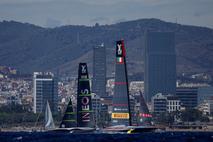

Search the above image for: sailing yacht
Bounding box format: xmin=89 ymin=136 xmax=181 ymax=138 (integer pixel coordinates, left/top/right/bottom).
xmin=59 ymin=98 xmax=76 ymax=128
xmin=53 ymin=63 xmax=95 ymax=133
xmin=45 ymin=101 xmax=55 ymax=130
xmin=103 ymin=40 xmax=157 ymax=133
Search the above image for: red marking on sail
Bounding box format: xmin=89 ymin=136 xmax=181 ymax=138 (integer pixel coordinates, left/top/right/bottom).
xmin=112 ymin=104 xmax=129 ymax=106
xmin=140 ymin=113 xmax=152 ymax=118
xmin=114 ymin=82 xmax=127 ymax=85
xmin=121 ymin=40 xmax=126 ymax=57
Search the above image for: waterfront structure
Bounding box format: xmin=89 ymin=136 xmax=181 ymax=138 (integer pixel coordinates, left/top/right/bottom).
xmin=176 ymin=87 xmax=198 ymax=109
xmin=92 ymin=44 xmax=107 ymax=98
xmin=198 ymin=101 xmax=213 ymax=115
xmin=111 ymin=40 xmax=131 ymax=126
xmin=92 ymin=93 xmax=101 ymax=127
xmin=166 ymin=95 xmax=181 ymax=113
xmin=77 ymin=63 xmax=93 ymax=127
xmin=33 ymin=72 xmax=58 ymax=114
xmin=197 ymin=86 xmax=213 ymax=115
xmin=151 ymin=93 xmax=167 ymax=114
xmin=99 ymin=103 xmax=109 ymax=127
xmin=7 ymin=96 xmax=21 ymax=105
xmin=144 ymin=32 xmax=176 ymax=102
xmin=151 ymin=93 xmax=181 ymax=114
xmin=198 ymin=86 xmax=213 ymax=105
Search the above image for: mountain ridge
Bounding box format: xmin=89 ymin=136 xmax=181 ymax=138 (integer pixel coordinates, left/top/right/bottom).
xmin=0 ymin=18 xmax=213 ymax=78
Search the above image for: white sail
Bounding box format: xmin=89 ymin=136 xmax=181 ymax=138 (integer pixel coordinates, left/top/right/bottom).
xmin=45 ymin=101 xmax=55 ymax=130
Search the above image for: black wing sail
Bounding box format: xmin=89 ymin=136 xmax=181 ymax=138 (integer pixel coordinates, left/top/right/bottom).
xmin=77 ymin=63 xmax=93 ymax=127
xmin=111 ymin=40 xmax=131 ymax=126
xmin=60 ymin=99 xmax=77 ymax=128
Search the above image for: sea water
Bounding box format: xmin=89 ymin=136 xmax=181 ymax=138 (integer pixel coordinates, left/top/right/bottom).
xmin=0 ymin=131 xmax=212 ymax=142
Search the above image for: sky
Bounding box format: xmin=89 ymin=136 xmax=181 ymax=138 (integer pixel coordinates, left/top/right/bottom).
xmin=0 ymin=0 xmax=213 ymax=28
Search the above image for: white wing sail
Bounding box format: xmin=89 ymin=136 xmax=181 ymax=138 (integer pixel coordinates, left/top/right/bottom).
xmin=45 ymin=101 xmax=55 ymax=130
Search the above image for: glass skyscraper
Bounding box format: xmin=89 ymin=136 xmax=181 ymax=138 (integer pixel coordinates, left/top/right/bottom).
xmin=33 ymin=72 xmax=58 ymax=114
xmin=144 ymin=32 xmax=176 ymax=102
xmin=92 ymin=44 xmax=107 ymax=98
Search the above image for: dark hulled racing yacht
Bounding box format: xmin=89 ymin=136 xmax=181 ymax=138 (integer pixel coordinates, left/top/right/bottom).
xmin=103 ymin=40 xmax=157 ymax=134
xmin=54 ymin=63 xmax=95 ymax=133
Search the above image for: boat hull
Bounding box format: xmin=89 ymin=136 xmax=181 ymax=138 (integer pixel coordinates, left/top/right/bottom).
xmin=102 ymin=126 xmax=158 ymax=134
xmin=50 ymin=127 xmax=96 ymax=133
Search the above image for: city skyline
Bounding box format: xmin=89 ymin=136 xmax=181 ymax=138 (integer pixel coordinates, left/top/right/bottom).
xmin=0 ymin=0 xmax=213 ymax=28
xmin=0 ymin=0 xmax=213 ymax=138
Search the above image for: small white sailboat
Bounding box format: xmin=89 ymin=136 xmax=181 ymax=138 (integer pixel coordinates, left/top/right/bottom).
xmin=45 ymin=101 xmax=55 ymax=130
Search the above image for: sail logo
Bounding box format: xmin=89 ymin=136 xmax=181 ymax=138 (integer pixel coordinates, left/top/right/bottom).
xmin=116 ymin=41 xmax=125 ymax=64
xmin=117 ymin=44 xmax=122 ymax=55
xmin=117 ymin=44 xmax=124 ymax=63
xmin=80 ymin=89 xmax=91 ymax=122
xmin=112 ymin=113 xmax=129 ymax=119
xmin=81 ymin=65 xmax=87 ymax=74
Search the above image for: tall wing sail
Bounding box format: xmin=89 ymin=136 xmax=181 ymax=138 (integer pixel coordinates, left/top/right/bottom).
xmin=77 ymin=63 xmax=93 ymax=127
xmin=60 ymin=99 xmax=77 ymax=128
xmin=111 ymin=40 xmax=131 ymax=126
xmin=45 ymin=101 xmax=55 ymax=129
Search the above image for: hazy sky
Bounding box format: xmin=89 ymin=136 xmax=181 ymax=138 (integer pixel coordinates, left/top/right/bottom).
xmin=0 ymin=0 xmax=213 ymax=28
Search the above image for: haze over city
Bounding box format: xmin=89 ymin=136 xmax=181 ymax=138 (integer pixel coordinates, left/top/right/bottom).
xmin=0 ymin=0 xmax=213 ymax=28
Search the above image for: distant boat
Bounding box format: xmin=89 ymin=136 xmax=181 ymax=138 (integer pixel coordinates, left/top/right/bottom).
xmin=45 ymin=101 xmax=55 ymax=130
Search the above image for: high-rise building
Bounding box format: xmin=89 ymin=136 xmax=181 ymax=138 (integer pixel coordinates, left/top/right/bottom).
xmin=144 ymin=32 xmax=176 ymax=102
xmin=92 ymin=44 xmax=107 ymax=98
xmin=33 ymin=72 xmax=58 ymax=114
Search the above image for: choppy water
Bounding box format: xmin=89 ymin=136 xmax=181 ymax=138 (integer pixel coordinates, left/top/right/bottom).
xmin=0 ymin=131 xmax=213 ymax=142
